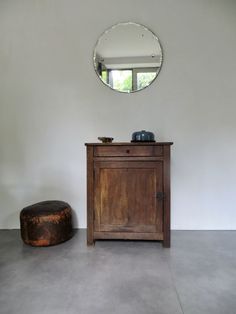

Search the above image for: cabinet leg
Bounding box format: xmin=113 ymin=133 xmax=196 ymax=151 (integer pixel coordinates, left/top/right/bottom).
xmin=87 ymin=239 xmax=95 ymax=246
xmin=163 ymin=232 xmax=171 ymax=248
xmin=87 ymin=229 xmax=94 ymax=246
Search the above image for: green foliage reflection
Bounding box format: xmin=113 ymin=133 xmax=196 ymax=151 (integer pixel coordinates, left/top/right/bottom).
xmin=111 ymin=70 xmax=132 ymax=92
xmin=137 ymin=72 xmax=156 ymax=89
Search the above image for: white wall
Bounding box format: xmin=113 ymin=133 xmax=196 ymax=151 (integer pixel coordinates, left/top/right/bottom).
xmin=0 ymin=0 xmax=236 ymax=229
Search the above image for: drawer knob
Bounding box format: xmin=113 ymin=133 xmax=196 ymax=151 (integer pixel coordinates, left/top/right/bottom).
xmin=126 ymin=149 xmax=130 ymax=154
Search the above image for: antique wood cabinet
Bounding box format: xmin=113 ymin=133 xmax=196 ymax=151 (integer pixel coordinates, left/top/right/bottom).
xmin=85 ymin=142 xmax=173 ymax=247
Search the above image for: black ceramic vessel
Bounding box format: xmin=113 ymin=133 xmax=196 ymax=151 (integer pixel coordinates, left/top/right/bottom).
xmin=131 ymin=130 xmax=155 ymax=142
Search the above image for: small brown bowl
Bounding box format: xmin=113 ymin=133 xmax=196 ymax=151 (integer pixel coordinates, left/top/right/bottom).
xmin=98 ymin=137 xmax=114 ymax=143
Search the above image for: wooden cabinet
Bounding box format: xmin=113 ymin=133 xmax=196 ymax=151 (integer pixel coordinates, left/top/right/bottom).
xmin=85 ymin=142 xmax=173 ymax=247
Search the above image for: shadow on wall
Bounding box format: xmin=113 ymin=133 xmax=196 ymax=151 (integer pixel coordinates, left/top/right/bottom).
xmin=0 ymin=167 xmax=79 ymax=229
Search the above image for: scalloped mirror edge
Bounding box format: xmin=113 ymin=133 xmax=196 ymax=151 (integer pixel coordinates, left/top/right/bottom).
xmin=93 ymin=22 xmax=163 ymax=93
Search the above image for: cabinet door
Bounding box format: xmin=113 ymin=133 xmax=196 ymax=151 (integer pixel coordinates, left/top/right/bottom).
xmin=94 ymin=161 xmax=163 ymax=233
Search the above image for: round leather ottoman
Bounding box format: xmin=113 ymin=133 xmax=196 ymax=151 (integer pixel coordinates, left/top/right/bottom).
xmin=20 ymin=200 xmax=73 ymax=246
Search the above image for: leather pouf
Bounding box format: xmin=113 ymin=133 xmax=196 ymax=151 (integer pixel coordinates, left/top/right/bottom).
xmin=20 ymin=200 xmax=73 ymax=246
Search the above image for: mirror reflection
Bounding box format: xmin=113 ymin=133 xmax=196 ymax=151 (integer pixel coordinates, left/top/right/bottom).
xmin=94 ymin=22 xmax=163 ymax=93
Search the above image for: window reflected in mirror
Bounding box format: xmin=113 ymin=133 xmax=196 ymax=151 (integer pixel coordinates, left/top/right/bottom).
xmin=94 ymin=22 xmax=163 ymax=93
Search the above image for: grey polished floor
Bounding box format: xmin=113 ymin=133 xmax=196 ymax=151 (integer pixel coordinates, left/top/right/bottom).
xmin=0 ymin=230 xmax=236 ymax=314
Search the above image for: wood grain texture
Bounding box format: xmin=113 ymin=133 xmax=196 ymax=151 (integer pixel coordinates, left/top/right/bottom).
xmin=85 ymin=142 xmax=173 ymax=247
xmin=94 ymin=165 xmax=162 ymax=233
xmin=85 ymin=142 xmax=173 ymax=146
xmin=94 ymin=232 xmax=164 ymax=240
xmin=163 ymin=145 xmax=171 ymax=248
xmin=94 ymin=145 xmax=163 ymax=157
xmin=86 ymin=146 xmax=94 ymax=245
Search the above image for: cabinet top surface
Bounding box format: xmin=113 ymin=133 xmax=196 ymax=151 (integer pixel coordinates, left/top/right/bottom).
xmin=85 ymin=142 xmax=173 ymax=146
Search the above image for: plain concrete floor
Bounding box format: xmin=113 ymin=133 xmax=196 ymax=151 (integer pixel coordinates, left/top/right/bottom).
xmin=0 ymin=230 xmax=236 ymax=314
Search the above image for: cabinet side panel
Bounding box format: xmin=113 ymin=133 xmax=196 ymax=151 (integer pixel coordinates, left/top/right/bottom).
xmin=87 ymin=146 xmax=94 ymax=245
xmin=163 ymin=145 xmax=171 ymax=248
xmin=155 ymin=162 xmax=164 ymax=233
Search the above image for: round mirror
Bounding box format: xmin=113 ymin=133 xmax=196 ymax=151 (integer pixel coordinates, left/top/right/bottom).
xmin=93 ymin=22 xmax=163 ymax=93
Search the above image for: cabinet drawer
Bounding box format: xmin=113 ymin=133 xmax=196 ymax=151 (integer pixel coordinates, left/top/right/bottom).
xmin=94 ymin=145 xmax=163 ymax=157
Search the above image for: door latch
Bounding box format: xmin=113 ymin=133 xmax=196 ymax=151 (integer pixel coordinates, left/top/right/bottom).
xmin=156 ymin=192 xmax=165 ymax=200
